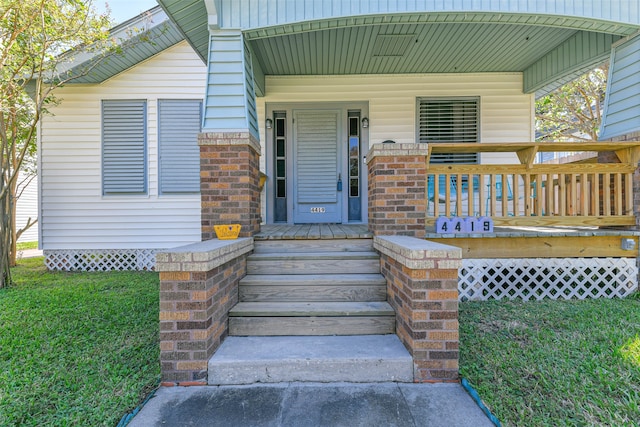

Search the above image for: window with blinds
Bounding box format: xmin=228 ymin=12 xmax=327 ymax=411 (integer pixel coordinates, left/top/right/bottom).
xmin=102 ymin=100 xmax=147 ymax=195
xmin=158 ymin=99 xmax=202 ymax=194
xmin=417 ymin=97 xmax=479 ymax=164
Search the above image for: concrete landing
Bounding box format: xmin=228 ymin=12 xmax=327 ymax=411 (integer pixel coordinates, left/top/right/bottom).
xmin=128 ymin=382 xmax=496 ymax=427
xmin=208 ymin=335 xmax=414 ymax=385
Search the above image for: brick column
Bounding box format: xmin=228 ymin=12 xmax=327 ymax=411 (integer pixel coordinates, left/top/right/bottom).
xmin=156 ymin=238 xmax=253 ymax=384
xmin=199 ymin=132 xmax=261 ymax=239
xmin=374 ymin=236 xmax=461 ymax=382
xmin=367 ymin=143 xmax=429 ymax=238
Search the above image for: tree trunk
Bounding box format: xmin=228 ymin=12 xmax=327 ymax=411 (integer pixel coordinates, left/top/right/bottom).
xmin=9 ymin=190 xmax=17 ymax=268
xmin=0 ymin=179 xmax=11 ymax=288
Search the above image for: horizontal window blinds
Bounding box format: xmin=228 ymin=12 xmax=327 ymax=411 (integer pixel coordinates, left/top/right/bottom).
xmin=418 ymin=98 xmax=479 ymax=164
xmin=159 ymin=100 xmax=202 ymax=193
xmin=102 ymin=100 xmax=147 ymax=194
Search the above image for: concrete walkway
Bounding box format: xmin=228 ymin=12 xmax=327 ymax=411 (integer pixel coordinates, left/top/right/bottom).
xmin=128 ymin=382 xmax=495 ymax=427
xmin=17 ymin=249 xmax=43 ymax=259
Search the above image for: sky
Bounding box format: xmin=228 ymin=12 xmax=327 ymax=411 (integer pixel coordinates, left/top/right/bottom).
xmin=94 ymin=0 xmax=160 ymax=25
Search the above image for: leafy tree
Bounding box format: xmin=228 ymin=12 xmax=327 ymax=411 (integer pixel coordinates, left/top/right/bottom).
xmin=536 ymin=64 xmax=609 ymax=142
xmin=0 ymin=0 xmax=112 ymax=287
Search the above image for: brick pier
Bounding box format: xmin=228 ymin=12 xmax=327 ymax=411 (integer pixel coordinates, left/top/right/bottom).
xmin=367 ymin=143 xmax=429 ymax=238
xmin=199 ymin=132 xmax=261 ymax=239
xmin=156 ymin=238 xmax=253 ymax=384
xmin=374 ymin=236 xmax=462 ymax=382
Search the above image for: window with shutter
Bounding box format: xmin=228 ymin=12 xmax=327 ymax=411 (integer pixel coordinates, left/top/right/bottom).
xmin=102 ymin=100 xmax=147 ymax=194
xmin=158 ymin=99 xmax=202 ymax=194
xmin=417 ymin=97 xmax=479 ymax=164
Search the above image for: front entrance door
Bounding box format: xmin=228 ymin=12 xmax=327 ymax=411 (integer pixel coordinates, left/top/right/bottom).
xmin=292 ymin=110 xmax=342 ymax=223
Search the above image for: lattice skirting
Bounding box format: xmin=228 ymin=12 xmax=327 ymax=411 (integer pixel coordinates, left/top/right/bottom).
xmin=459 ymin=258 xmax=638 ymax=301
xmin=45 ymin=249 xmax=159 ymax=272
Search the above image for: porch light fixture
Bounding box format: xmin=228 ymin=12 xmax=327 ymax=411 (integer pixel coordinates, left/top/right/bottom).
xmin=361 ymin=117 xmax=369 ymax=128
xmin=265 ymin=118 xmax=273 ymax=129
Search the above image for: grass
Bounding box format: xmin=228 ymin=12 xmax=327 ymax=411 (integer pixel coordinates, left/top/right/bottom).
xmin=460 ymin=297 xmax=640 ymax=426
xmin=0 ymin=257 xmax=160 ymax=426
xmin=16 ymin=241 xmax=38 ymax=251
xmin=2 ymin=257 xmax=639 ymax=426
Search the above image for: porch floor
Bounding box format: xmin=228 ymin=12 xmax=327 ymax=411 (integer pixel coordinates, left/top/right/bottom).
xmin=256 ymin=224 xmax=372 ymax=240
xmin=255 ymin=224 xmax=640 ymax=240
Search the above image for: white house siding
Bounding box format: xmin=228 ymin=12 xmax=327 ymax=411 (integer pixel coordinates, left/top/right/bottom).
xmin=257 ymin=72 xmax=534 ymax=167
xmin=40 ymin=42 xmax=206 ymax=252
xmin=16 ymin=173 xmax=38 ymax=243
xmin=255 ymin=73 xmax=533 ymax=223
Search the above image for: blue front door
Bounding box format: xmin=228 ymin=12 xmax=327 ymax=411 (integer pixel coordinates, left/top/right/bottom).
xmin=292 ymin=109 xmax=343 ymax=223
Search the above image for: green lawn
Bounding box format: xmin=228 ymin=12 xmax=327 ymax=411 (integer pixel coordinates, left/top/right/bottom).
xmin=460 ymin=297 xmax=640 ymax=426
xmin=2 ymin=258 xmax=639 ymax=426
xmin=0 ymin=257 xmax=159 ymax=426
xmin=16 ymin=241 xmax=38 ymax=251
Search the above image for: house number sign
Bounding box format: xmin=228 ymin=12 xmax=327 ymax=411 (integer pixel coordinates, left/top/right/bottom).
xmin=310 ymin=207 xmax=326 ymax=213
xmin=435 ymin=216 xmax=493 ymax=234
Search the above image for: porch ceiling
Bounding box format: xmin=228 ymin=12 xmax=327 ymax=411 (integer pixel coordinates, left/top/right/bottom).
xmin=249 ymin=22 xmax=578 ymax=76
xmin=156 ymin=0 xmax=636 ymax=96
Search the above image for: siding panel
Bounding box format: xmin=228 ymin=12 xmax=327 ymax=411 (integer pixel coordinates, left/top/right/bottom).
xmin=40 ymin=42 xmax=206 ymax=250
xmin=261 ymin=72 xmax=532 ymax=146
xmin=204 ymin=31 xmax=256 ymax=134
xmin=218 ymin=0 xmax=640 ymax=30
xmin=16 ymin=174 xmax=38 ymax=243
xmin=600 ymin=36 xmax=640 ymax=140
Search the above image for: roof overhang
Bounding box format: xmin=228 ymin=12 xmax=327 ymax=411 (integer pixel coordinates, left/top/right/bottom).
xmin=57 ymin=6 xmax=188 ymax=84
xmin=157 ymin=1 xmax=640 ymax=97
xmin=157 ymin=0 xmax=210 ymax=62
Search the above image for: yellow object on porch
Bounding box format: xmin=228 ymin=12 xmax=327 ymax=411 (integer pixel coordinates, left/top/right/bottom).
xmin=259 ymin=172 xmax=267 ymax=192
xmin=214 ymin=224 xmax=241 ymax=240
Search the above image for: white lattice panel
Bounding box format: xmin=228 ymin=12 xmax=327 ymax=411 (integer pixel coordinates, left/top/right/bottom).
xmin=45 ymin=249 xmax=159 ymax=272
xmin=459 ymin=258 xmax=638 ymax=301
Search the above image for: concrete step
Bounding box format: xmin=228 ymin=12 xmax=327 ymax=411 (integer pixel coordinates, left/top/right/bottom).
xmin=247 ymin=251 xmax=380 ymax=275
xmin=239 ymin=273 xmax=387 ymax=302
xmin=208 ymin=335 xmax=413 ymax=385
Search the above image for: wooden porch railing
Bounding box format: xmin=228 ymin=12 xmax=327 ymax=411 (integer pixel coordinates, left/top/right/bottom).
xmin=425 ymin=142 xmax=640 ymax=227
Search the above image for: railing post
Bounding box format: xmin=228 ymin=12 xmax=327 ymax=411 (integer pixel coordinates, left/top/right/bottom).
xmin=598 ymin=132 xmax=640 ymax=228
